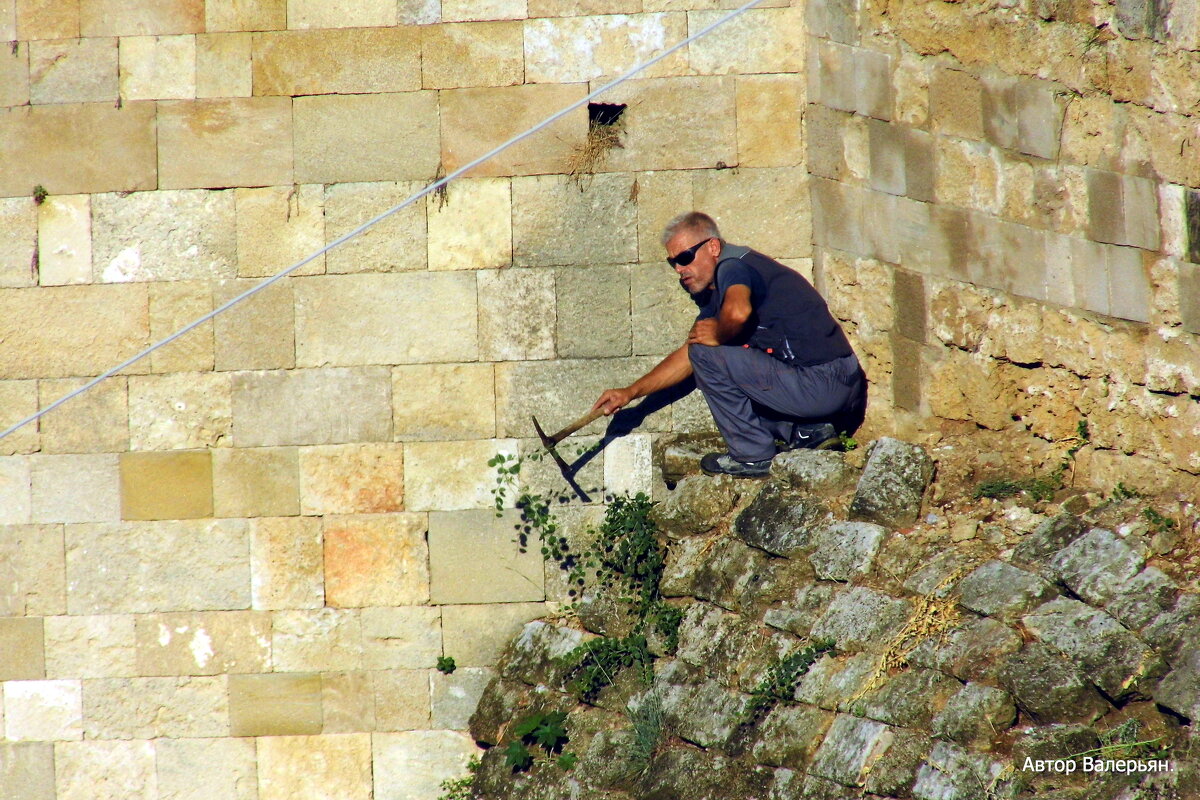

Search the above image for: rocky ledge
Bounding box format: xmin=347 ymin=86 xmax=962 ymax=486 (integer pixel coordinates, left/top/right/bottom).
xmin=464 ymin=437 xmax=1200 ymax=800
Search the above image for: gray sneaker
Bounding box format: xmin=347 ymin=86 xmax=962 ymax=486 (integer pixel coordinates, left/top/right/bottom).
xmin=700 ymin=452 xmax=772 ymax=478
xmin=786 ymin=422 xmax=838 ymax=451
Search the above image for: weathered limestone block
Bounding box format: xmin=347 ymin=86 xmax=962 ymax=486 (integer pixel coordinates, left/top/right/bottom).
xmin=911 ymin=742 xmax=1014 ymax=800
xmin=431 ymin=667 xmax=493 ymax=729
xmin=525 ymin=13 xmax=685 ymax=83
xmin=196 ymin=32 xmax=252 ymax=98
xmin=81 ymin=0 xmax=201 ymax=35
xmin=294 ymin=92 xmax=438 ymax=185
xmin=512 ymin=173 xmax=637 ymax=266
xmin=631 ymin=257 xmax=696 ymax=356
xmin=29 ymin=38 xmax=116 ymax=105
xmin=811 ymin=586 xmax=911 ymax=654
xmin=0 ymin=524 xmax=64 ymax=615
xmin=127 ymin=373 xmax=231 ymax=450
xmin=854 ymin=668 xmax=959 ymax=728
xmin=231 ymin=367 xmax=393 ymax=447
xmin=228 ymin=673 xmax=321 ymax=736
xmin=158 ymin=98 xmax=292 ymax=189
xmin=428 ymin=507 xmax=543 ymax=601
xmin=54 ymin=740 xmax=156 ymax=800
xmin=0 ymin=618 xmax=43 ymax=680
xmin=809 ymin=713 xmax=895 ymax=788
xmin=808 ymin=521 xmax=887 ymax=581
xmin=134 ymin=610 xmax=268 ymax=676
xmin=287 ymin=0 xmax=394 ymax=27
xmin=652 ymin=473 xmax=736 ymax=538
xmin=633 ymin=168 xmax=693 ymax=263
xmin=1106 ymin=566 xmax=1178 ymax=632
xmin=0 ymin=742 xmax=54 ymax=800
xmin=426 ymin=177 xmax=511 ymax=271
xmin=661 ymin=535 xmax=790 ymax=614
xmin=1049 ymin=528 xmax=1146 ymax=606
xmin=638 ymin=748 xmax=773 ymax=800
xmin=752 ymin=705 xmax=833 ymax=768
xmin=1042 ymin=308 xmax=1146 ymax=384
xmin=155 ymin=737 xmax=257 ymax=800
xmin=148 ymin=282 xmax=213 ymax=374
xmin=361 ymin=607 xmax=442 ymax=670
xmin=296 ymin=272 xmax=477 ymax=366
xmin=694 ymin=168 xmax=811 ymax=258
xmin=440 ymin=84 xmax=586 ymax=177
xmin=36 ymin=194 xmax=90 ymax=286
xmin=257 ymin=734 xmax=372 ymax=800
xmin=15 ymin=0 xmax=75 ymax=39
xmin=298 ymin=445 xmax=404 ymax=516
xmin=249 ymin=516 xmax=322 ymax=610
xmin=213 ymin=447 xmax=299 ymax=518
xmin=119 ymin=35 xmax=194 ymax=101
xmin=324 ymin=513 xmax=428 ymax=607
xmin=931 ymin=66 xmax=983 ymax=139
xmin=82 ymin=677 xmax=227 ymax=739
xmin=234 ymin=185 xmax=324 ymax=278
xmin=650 ymin=660 xmax=751 ymax=749
xmin=43 ymin=615 xmax=134 ymax=679
xmin=934 ymin=137 xmax=1000 ymax=213
xmin=393 ymin=364 xmax=496 ymax=441
xmin=499 ymin=620 xmax=588 ymax=687
xmin=205 ymin=0 xmax=284 ymax=31
xmin=764 ymin=583 xmax=836 ymax=637
xmin=0 ymin=380 xmax=39 ymax=456
xmin=603 ymin=433 xmax=654 ymax=498
xmin=441 ymin=602 xmax=548 ymax=667
xmin=957 ymin=560 xmax=1057 ymax=623
xmin=324 ymin=180 xmax=426 ymax=274
xmin=405 ymin=440 xmax=513 ymax=512
xmin=601 ymin=76 xmax=723 ymax=172
xmin=737 ymin=74 xmax=804 ymax=167
xmin=0 ymin=197 xmax=36 ymax=288
xmin=3 ymin=679 xmax=82 ymax=740
xmin=421 ymin=21 xmax=521 ymax=89
xmin=1087 ymin=168 xmax=1161 ymax=251
xmin=0 ymin=102 xmax=157 ymax=197
xmin=675 ymin=602 xmax=793 ymax=690
xmin=0 ymin=285 xmax=149 ymax=379
xmin=869 ymin=120 xmax=934 ymax=202
xmin=441 ymin=0 xmax=524 ymax=22
xmin=373 ymin=731 xmax=480 ymax=800
xmin=65 ymin=520 xmax=250 ymax=614
xmin=320 ymin=671 xmax=378 ymax=731
xmin=477 ymin=268 xmax=555 ymax=360
xmin=932 ymin=683 xmax=1017 ymax=748
xmin=214 ymin=280 xmax=294 ymax=372
xmin=30 ymin=454 xmax=119 ymax=524
xmin=119 ymin=450 xmax=213 ymax=521
xmin=689 ymin=7 xmax=803 ymax=75
xmin=253 ymin=28 xmax=418 ymax=96
xmin=556 ymin=265 xmax=632 ymax=359
xmin=735 ymin=482 xmax=831 ymax=557
xmin=848 ymin=437 xmax=934 ymax=529
xmin=93 ymin=189 xmax=236 ymax=283
xmin=272 ymin=608 xmax=363 ymax=672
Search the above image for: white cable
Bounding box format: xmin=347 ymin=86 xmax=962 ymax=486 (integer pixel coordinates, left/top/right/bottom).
xmin=0 ymin=0 xmax=765 ymax=442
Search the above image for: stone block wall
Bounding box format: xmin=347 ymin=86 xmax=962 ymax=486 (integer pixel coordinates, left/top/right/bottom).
xmin=806 ymin=0 xmax=1200 ymax=492
xmin=0 ymin=1 xmax=808 ymax=798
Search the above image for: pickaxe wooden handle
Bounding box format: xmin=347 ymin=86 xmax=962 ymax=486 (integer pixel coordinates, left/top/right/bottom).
xmin=533 ymin=407 xmax=605 ymax=449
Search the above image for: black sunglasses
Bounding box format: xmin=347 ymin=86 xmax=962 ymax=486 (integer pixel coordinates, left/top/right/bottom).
xmin=666 ymin=238 xmax=714 ymax=268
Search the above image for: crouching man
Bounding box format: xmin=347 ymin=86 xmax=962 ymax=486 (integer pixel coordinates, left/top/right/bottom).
xmin=592 ymin=211 xmax=867 ymax=478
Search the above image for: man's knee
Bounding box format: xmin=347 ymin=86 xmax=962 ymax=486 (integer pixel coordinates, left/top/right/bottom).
xmin=687 ymin=342 xmax=720 ymax=371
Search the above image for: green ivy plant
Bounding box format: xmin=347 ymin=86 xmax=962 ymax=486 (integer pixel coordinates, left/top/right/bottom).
xmin=503 ymin=710 xmax=573 ymax=772
xmin=743 ymin=639 xmax=835 ymax=723
xmin=436 ymin=656 xmax=456 ymax=674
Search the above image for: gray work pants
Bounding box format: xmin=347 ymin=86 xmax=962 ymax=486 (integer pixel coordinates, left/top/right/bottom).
xmin=688 ymin=344 xmax=865 ymax=462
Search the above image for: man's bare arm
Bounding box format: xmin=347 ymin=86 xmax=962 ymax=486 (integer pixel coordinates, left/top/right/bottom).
xmin=591 ymin=345 xmax=693 ymax=415
xmin=687 ymin=284 xmax=752 ymax=346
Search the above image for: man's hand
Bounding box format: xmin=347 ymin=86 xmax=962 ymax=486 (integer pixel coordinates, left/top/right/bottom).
xmin=592 ymin=387 xmax=634 ymax=416
xmin=687 ymin=318 xmax=720 ymax=346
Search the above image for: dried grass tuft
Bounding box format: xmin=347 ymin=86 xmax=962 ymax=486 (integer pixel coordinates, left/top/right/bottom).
xmin=567 ymin=121 xmax=624 ymax=186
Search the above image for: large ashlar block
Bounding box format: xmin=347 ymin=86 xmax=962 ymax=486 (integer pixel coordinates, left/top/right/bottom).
xmin=207 ymin=0 xmax=285 ymax=31
xmin=235 ymin=185 xmax=325 ymax=278
xmin=43 ymin=615 xmax=135 ymax=679
xmin=253 ymin=27 xmax=418 ymax=96
xmin=478 ymin=268 xmax=555 ymax=361
xmin=440 ymin=84 xmax=586 ymax=177
xmin=422 ymin=21 xmax=522 ymax=89
xmin=405 ymin=439 xmax=518 ymax=512
xmin=156 ymin=738 xmax=258 ymax=800
xmin=272 ymin=608 xmax=363 ymax=672
xmin=0 ymin=101 xmax=157 ymax=198
xmin=393 ymin=363 xmax=496 ymax=441
xmin=3 ymin=680 xmax=81 ymax=740
xmin=373 ymin=669 xmax=433 ymax=731
xmin=0 ymin=742 xmax=55 ymax=800
xmin=295 ymin=272 xmax=478 ymax=366
xmin=442 ymin=0 xmax=526 ymax=21
xmin=524 ymin=13 xmax=686 ymax=83
xmin=37 ymin=377 xmax=127 ymax=455
xmin=258 ymin=734 xmax=372 ymax=800
xmin=427 ymin=177 xmax=511 ymax=271
xmin=631 ymin=261 xmax=696 ymax=356
xmin=599 ymin=76 xmax=736 ymax=173
xmin=736 ymin=75 xmax=803 ymax=167
xmin=54 ymin=740 xmax=156 ymax=800
xmin=288 ymin=0 xmax=395 ymax=27
xmin=321 ymin=671 xmax=376 ymax=733
xmin=127 ymin=372 xmax=232 ymax=450
xmin=30 ymin=454 xmax=119 ymax=524
xmin=231 ymin=367 xmax=393 ymax=447
xmin=29 ymin=37 xmax=117 ymax=105
xmin=82 ymin=676 xmax=228 ymax=739
xmin=213 ymin=447 xmax=299 ymax=518
xmin=324 ymin=181 xmax=427 ymax=274
xmin=529 ymin=0 xmax=639 ymax=13
xmin=603 ymin=433 xmax=654 ymax=497
xmin=294 ymin=93 xmax=438 ymax=185
xmin=428 ymin=508 xmax=544 ymax=602
xmin=65 ymin=520 xmax=250 ymax=614
xmin=440 ymin=602 xmax=547 ymax=667
xmin=431 ymin=667 xmax=493 ymax=729
xmin=557 ymin=265 xmax=632 ymax=358
xmin=0 ymin=617 xmax=44 ymax=680
xmin=93 ymin=189 xmax=236 ymax=283
xmin=196 ymin=33 xmax=252 ymax=98
xmin=36 ymin=194 xmax=90 ymax=286
xmin=0 ymin=197 xmax=36 ymax=288
xmin=373 ymin=731 xmax=479 ymax=800
xmin=0 ymin=379 xmax=38 ymax=455
xmin=0 ymin=42 xmax=30 ymax=107
xmin=16 ymin=0 xmax=77 ymax=39
xmin=634 ymin=169 xmax=693 ymax=263
xmin=135 ymin=611 xmax=270 ymax=676
xmin=688 ymin=7 xmax=804 ymax=75
xmin=119 ymin=35 xmax=195 ymax=101
xmin=0 ymin=524 xmax=65 ymax=616
xmin=512 ymin=173 xmax=638 ymax=266
xmin=157 ymin=97 xmax=293 ymax=190
xmin=119 ymin=450 xmax=213 ymax=521
xmin=81 ymin=0 xmax=202 ymax=35
xmin=228 ymin=673 xmax=322 ymax=736
xmin=299 ymin=445 xmax=404 ymax=515
xmin=249 ymin=516 xmax=323 ymax=610
xmin=1086 ymin=168 xmax=1161 ymax=252
xmin=213 ymin=279 xmax=295 ymax=372
xmin=324 ymin=514 xmax=428 ymax=608
xmin=149 ymin=281 xmax=214 ymax=373
xmin=694 ymin=167 xmax=810 ymax=258
xmin=361 ymin=606 xmax=442 ymax=669
xmin=930 ymin=66 xmax=984 ymax=140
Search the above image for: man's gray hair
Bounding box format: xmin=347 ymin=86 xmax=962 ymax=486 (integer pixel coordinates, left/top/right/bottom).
xmin=660 ymin=211 xmax=721 ymax=247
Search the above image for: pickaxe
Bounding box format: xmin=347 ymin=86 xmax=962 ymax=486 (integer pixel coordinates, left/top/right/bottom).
xmin=531 ymin=407 xmax=605 ymax=475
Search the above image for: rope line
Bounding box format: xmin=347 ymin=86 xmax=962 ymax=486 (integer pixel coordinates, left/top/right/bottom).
xmin=0 ymin=0 xmax=765 ymax=443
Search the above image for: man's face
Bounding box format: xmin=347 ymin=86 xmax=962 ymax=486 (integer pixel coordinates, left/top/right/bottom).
xmin=665 ymin=230 xmax=720 ymax=295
